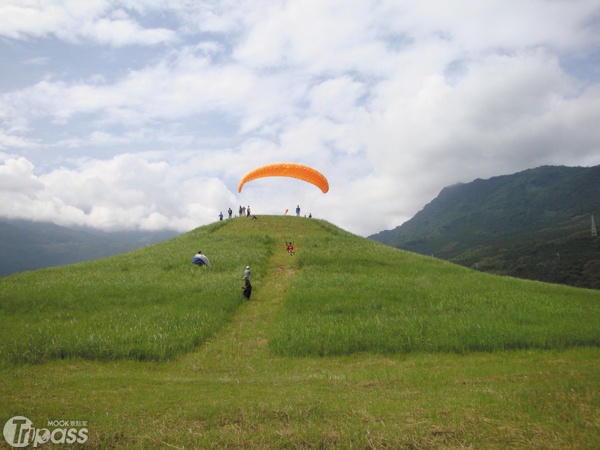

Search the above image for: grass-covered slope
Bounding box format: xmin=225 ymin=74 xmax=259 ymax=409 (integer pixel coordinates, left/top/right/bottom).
xmin=1 ymin=216 xmax=599 ymax=449
xmin=271 ymin=222 xmax=600 ymax=356
xmin=0 ymin=219 xmax=273 ymax=365
xmin=1 ymin=216 xmax=598 ymax=367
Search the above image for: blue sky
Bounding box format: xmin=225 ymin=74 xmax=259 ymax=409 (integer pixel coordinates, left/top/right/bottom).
xmin=1 ymin=0 xmax=599 ymax=236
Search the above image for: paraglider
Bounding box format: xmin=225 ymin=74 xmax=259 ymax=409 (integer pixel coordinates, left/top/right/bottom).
xmin=238 ymin=163 xmax=329 ymax=194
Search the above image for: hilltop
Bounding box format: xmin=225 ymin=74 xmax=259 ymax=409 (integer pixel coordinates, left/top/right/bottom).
xmin=370 ymin=165 xmax=600 ymax=289
xmin=1 ymin=216 xmax=599 ymax=448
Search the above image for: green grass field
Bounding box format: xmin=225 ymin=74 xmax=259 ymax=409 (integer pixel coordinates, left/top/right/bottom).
xmin=1 ymin=216 xmax=599 ymax=448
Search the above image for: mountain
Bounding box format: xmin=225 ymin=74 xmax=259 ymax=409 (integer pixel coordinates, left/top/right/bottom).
xmin=0 ymin=219 xmax=180 ymax=276
xmin=369 ymin=165 xmax=600 ymax=289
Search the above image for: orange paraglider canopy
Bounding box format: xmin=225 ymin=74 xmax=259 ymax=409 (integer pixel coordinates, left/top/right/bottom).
xmin=238 ymin=162 xmax=329 ymax=193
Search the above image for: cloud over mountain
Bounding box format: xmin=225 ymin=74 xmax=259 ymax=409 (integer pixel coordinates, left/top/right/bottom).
xmin=1 ymin=0 xmax=599 ymax=235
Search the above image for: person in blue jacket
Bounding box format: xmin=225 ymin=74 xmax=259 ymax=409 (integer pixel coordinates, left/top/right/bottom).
xmin=192 ymin=251 xmax=211 ymax=266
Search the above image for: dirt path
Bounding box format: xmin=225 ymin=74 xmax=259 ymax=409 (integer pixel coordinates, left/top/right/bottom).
xmin=184 ymin=242 xmax=298 ymax=371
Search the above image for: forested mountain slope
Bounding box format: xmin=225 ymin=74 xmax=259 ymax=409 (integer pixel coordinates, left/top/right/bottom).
xmin=370 ymin=165 xmax=600 ymax=289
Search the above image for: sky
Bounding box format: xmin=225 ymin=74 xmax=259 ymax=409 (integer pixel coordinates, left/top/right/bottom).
xmin=1 ymin=0 xmax=599 ymax=237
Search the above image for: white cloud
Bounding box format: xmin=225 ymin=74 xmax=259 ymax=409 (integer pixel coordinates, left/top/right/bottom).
xmin=365 ymin=48 xmax=597 ymax=180
xmin=79 ymin=17 xmax=177 ymax=46
xmin=0 ymin=0 xmax=599 ymax=236
xmin=0 ymin=153 xmax=236 ymax=231
xmin=0 ymin=156 xmax=43 ymax=194
xmin=0 ymin=0 xmax=176 ymax=45
xmin=0 ymin=132 xmax=37 ymax=150
xmin=308 ymin=76 xmax=367 ymax=123
xmin=232 ymin=0 xmax=393 ymax=74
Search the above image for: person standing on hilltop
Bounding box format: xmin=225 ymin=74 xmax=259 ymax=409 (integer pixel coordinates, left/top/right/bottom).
xmin=296 ymin=205 xmax=301 ymax=216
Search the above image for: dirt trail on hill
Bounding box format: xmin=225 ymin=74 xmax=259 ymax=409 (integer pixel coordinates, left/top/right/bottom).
xmin=186 ymin=242 xmax=298 ymax=370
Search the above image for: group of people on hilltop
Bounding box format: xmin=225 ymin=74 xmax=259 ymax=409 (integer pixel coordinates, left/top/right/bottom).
xmin=218 ymin=206 xmax=252 ymax=220
xmin=295 ymin=205 xmax=312 ymax=218
xmin=219 ymin=204 xmax=315 ymax=220
xmin=239 ymin=205 xmax=251 ymax=216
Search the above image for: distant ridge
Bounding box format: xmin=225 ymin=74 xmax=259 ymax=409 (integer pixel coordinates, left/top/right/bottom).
xmin=370 ymin=165 xmax=600 ymax=289
xmin=0 ymin=219 xmax=180 ymax=276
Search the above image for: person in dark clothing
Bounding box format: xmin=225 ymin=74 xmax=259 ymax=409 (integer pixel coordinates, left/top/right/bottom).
xmin=242 ymin=279 xmax=252 ymax=300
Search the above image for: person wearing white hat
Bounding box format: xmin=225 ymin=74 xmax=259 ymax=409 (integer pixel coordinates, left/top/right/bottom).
xmin=243 ymin=266 xmax=251 ymax=280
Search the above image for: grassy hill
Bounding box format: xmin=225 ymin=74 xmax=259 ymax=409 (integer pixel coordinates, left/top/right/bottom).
xmin=1 ymin=216 xmax=599 ymax=448
xmin=370 ymin=165 xmax=600 ymax=289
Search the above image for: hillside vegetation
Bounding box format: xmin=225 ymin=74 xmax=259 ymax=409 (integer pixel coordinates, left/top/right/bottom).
xmin=1 ymin=216 xmax=599 ymax=448
xmin=370 ymin=165 xmax=600 ymax=289
xmin=0 ymin=219 xmax=272 ymax=365
xmin=1 ymin=216 xmax=598 ymax=366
